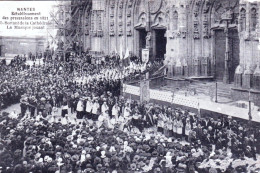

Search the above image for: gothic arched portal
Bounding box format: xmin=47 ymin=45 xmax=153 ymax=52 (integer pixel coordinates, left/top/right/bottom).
xmin=210 ymin=0 xmax=240 ymax=83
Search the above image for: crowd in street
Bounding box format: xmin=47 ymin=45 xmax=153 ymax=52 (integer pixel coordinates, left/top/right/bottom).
xmin=1 ymin=53 xmax=260 ymax=172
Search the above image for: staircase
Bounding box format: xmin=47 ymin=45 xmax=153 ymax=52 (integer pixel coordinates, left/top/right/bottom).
xmin=189 ymin=82 xmax=232 ymax=99
xmin=160 ymin=80 xmax=233 ymax=100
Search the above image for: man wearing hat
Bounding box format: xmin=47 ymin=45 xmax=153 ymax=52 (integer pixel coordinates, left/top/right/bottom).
xmin=37 ymin=98 xmax=46 ymax=117
xmin=28 ymin=95 xmax=37 ymax=117
xmin=20 ymin=95 xmax=28 ymax=117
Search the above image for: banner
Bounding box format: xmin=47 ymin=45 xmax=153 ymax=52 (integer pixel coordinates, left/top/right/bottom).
xmin=140 ymin=80 xmax=150 ymax=103
xmin=142 ymin=49 xmax=149 ymax=64
xmin=122 ymin=48 xmax=130 ymax=67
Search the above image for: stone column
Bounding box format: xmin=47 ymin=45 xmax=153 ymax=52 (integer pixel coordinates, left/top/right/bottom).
xmin=167 ymin=64 xmax=174 ymax=77
xmin=175 ymin=59 xmax=183 ymax=76
xmin=253 ymin=65 xmax=260 ymax=90
xmin=183 ymin=59 xmax=188 ymax=77
xmin=193 ymin=58 xmax=201 ymax=76
xmin=223 ymin=23 xmax=231 ymax=84
xmin=242 ymin=65 xmax=254 ymax=89
xmin=234 ymin=65 xmax=244 ymax=88
xmin=201 ymin=57 xmax=210 ymax=76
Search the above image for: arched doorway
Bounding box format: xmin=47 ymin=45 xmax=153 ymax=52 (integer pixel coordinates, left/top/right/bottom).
xmin=214 ymin=29 xmax=240 ymax=82
xmin=134 ymin=12 xmax=147 ymax=58
xmin=211 ymin=0 xmax=240 ymax=83
xmin=154 ymin=29 xmax=166 ymax=61
xmin=138 ymin=28 xmax=147 ymax=57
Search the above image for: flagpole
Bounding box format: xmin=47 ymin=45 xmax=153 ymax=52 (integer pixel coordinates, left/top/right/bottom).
xmin=197 ymin=98 xmax=201 ymax=119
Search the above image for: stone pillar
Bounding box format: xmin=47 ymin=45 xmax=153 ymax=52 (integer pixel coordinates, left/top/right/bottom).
xmin=175 ymin=59 xmax=183 ymax=76
xmin=234 ymin=65 xmax=244 ymax=88
xmin=223 ymin=24 xmax=231 ymax=84
xmin=201 ymin=57 xmax=210 ymax=76
xmin=193 ymin=58 xmax=200 ymax=76
xmin=188 ymin=58 xmax=192 ymax=77
xmin=253 ymin=65 xmax=260 ymax=90
xmin=242 ymin=65 xmax=254 ymax=89
xmin=183 ymin=59 xmax=188 ymax=77
xmin=167 ymin=64 xmax=174 ymax=77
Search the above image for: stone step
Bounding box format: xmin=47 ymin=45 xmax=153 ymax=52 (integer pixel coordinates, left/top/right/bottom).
xmin=162 ymin=86 xmax=230 ymax=97
xmin=189 ymin=83 xmax=231 ymax=98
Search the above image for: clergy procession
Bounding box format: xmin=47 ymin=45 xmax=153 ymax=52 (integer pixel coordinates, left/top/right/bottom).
xmin=0 ymin=51 xmax=260 ymax=173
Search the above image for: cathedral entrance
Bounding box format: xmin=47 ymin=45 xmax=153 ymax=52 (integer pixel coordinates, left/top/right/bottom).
xmin=229 ymin=29 xmax=240 ymax=82
xmin=215 ymin=30 xmax=226 ymax=81
xmin=154 ymin=29 xmax=166 ymax=61
xmin=214 ymin=29 xmax=240 ymax=82
xmin=138 ymin=29 xmax=147 ymax=58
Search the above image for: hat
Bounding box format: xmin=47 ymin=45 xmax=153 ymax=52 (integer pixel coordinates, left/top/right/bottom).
xmin=96 ymin=164 xmax=103 ymax=171
xmin=86 ymin=154 xmax=91 ymax=159
xmin=154 ymin=167 xmax=161 ymax=173
xmin=71 ymin=154 xmax=79 ymax=162
xmin=14 ymin=149 xmax=22 ymax=157
xmin=152 ymin=151 xmax=159 ymax=157
xmin=133 ymin=155 xmax=140 ymax=162
xmin=130 ymin=163 xmax=136 ymax=171
xmin=35 ymin=153 xmax=41 ymax=159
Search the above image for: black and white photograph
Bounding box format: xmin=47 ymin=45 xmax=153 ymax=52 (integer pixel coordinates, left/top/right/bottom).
xmin=1 ymin=0 xmax=260 ymax=172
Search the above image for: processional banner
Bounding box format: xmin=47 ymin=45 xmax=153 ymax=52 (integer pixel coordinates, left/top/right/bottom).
xmin=140 ymin=80 xmax=150 ymax=103
xmin=142 ymin=49 xmax=149 ymax=64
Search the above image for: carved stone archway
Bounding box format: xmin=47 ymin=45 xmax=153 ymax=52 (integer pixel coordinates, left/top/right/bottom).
xmin=210 ymin=0 xmax=239 ymax=83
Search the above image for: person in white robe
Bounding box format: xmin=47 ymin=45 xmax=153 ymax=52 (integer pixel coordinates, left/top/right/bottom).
xmin=176 ymin=118 xmax=183 ymax=138
xmin=185 ymin=118 xmax=191 ymax=140
xmin=92 ymin=99 xmax=100 ymax=121
xmin=76 ymin=98 xmax=84 ymax=119
xmin=101 ymin=101 xmax=109 ymax=117
xmin=123 ymin=103 xmax=131 ymax=118
xmin=157 ymin=113 xmax=164 ymax=133
xmin=112 ymin=102 xmax=120 ymax=121
xmin=117 ymin=103 xmax=130 ymax=130
xmin=85 ymin=98 xmax=93 ymax=119
xmin=172 ymin=118 xmax=177 ymax=138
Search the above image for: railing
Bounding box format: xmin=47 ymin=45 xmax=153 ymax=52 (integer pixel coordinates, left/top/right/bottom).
xmin=123 ymin=84 xmax=199 ymax=109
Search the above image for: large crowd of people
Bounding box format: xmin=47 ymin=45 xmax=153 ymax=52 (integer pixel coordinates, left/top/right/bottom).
xmin=1 ymin=53 xmax=260 ymax=173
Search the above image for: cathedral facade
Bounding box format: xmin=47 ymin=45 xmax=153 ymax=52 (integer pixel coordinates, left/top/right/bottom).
xmin=81 ymin=0 xmax=260 ymax=91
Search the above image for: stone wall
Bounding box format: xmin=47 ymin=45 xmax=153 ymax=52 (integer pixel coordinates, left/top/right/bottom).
xmin=82 ymin=0 xmax=260 ymax=90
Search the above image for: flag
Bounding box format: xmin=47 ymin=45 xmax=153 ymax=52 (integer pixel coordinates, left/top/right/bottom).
xmin=114 ymin=47 xmax=117 ymax=55
xmin=120 ymin=47 xmax=123 ymax=60
xmin=152 ymin=65 xmax=166 ymax=76
xmin=124 ymin=48 xmax=129 ymax=59
xmin=123 ymin=48 xmax=130 ymax=67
